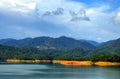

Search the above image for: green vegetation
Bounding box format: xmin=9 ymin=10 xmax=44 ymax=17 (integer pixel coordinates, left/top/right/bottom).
xmin=55 ymin=48 xmax=86 ymax=60
xmin=0 ymin=37 xmax=120 ymax=62
xmin=89 ymin=38 xmax=120 ymax=55
xmin=0 ymin=45 xmax=61 ymax=60
xmin=0 ymin=44 xmax=120 ymax=62
xmin=86 ymin=54 xmax=120 ymax=62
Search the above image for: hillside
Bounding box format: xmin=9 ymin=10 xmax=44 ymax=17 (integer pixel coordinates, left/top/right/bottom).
xmin=0 ymin=44 xmax=86 ymax=61
xmin=0 ymin=37 xmax=120 ymax=62
xmin=79 ymin=40 xmax=100 ymax=47
xmin=89 ymin=38 xmax=120 ymax=55
xmin=0 ymin=36 xmax=96 ymax=51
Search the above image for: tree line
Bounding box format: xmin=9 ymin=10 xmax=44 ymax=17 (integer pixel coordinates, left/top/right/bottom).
xmin=0 ymin=45 xmax=120 ymax=62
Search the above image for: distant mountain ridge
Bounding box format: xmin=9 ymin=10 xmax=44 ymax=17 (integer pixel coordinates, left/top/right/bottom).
xmin=0 ymin=36 xmax=96 ymax=51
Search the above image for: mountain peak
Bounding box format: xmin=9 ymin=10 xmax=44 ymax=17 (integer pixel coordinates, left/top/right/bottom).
xmin=57 ymin=36 xmax=75 ymax=40
xmin=58 ymin=36 xmax=69 ymax=38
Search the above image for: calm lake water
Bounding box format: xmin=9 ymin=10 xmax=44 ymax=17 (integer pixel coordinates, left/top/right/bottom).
xmin=0 ymin=64 xmax=120 ymax=79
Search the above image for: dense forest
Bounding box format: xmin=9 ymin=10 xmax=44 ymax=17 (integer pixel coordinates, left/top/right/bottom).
xmin=0 ymin=36 xmax=120 ymax=62
xmin=0 ymin=45 xmax=120 ymax=62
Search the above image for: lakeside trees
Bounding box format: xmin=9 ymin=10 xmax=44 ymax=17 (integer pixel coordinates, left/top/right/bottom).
xmin=0 ymin=45 xmax=120 ymax=62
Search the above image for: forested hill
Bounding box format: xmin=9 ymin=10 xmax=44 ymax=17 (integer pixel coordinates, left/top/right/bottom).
xmin=89 ymin=38 xmax=120 ymax=55
xmin=0 ymin=44 xmax=87 ymax=60
xmin=0 ymin=37 xmax=120 ymax=62
xmin=0 ymin=36 xmax=96 ymax=51
xmin=0 ymin=36 xmax=120 ymax=62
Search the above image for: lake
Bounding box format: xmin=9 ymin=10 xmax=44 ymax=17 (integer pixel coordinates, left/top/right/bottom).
xmin=0 ymin=64 xmax=120 ymax=79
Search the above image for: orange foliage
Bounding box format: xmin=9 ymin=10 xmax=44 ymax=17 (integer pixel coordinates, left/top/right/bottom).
xmin=5 ymin=59 xmax=52 ymax=63
xmin=34 ymin=60 xmax=41 ymax=63
xmin=41 ymin=60 xmax=52 ymax=63
xmin=53 ymin=60 xmax=61 ymax=64
xmin=5 ymin=59 xmax=120 ymax=67
xmin=6 ymin=59 xmax=21 ymax=63
xmin=94 ymin=61 xmax=120 ymax=66
xmin=59 ymin=60 xmax=93 ymax=66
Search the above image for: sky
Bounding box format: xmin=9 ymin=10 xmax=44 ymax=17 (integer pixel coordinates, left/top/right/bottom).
xmin=0 ymin=0 xmax=120 ymax=42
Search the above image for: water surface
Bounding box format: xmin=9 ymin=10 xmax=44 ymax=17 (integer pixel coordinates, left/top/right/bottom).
xmin=0 ymin=64 xmax=120 ymax=79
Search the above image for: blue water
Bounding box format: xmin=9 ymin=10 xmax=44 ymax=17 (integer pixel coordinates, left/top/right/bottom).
xmin=0 ymin=64 xmax=120 ymax=79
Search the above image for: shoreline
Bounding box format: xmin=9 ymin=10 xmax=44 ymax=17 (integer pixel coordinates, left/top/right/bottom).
xmin=2 ymin=59 xmax=120 ymax=67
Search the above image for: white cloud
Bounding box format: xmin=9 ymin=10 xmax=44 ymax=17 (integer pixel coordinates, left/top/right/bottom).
xmin=27 ymin=3 xmax=36 ymax=10
xmin=0 ymin=2 xmax=4 ymax=7
xmin=0 ymin=0 xmax=37 ymax=14
xmin=114 ymin=12 xmax=120 ymax=25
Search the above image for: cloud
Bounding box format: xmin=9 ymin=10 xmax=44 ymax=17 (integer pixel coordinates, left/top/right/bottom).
xmin=70 ymin=9 xmax=90 ymax=21
xmin=43 ymin=8 xmax=64 ymax=16
xmin=0 ymin=0 xmax=37 ymax=14
xmin=0 ymin=0 xmax=120 ymax=42
xmin=43 ymin=11 xmax=51 ymax=16
xmin=114 ymin=12 xmax=120 ymax=25
xmin=53 ymin=8 xmax=64 ymax=15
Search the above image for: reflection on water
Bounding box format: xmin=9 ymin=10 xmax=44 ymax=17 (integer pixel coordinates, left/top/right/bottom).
xmin=0 ymin=64 xmax=120 ymax=79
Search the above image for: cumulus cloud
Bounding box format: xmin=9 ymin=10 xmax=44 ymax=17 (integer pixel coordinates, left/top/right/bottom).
xmin=70 ymin=9 xmax=90 ymax=21
xmin=114 ymin=12 xmax=120 ymax=25
xmin=53 ymin=8 xmax=64 ymax=15
xmin=43 ymin=8 xmax=64 ymax=16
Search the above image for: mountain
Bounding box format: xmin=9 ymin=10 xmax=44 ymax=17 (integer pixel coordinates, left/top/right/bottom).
xmin=0 ymin=38 xmax=14 ymax=44
xmin=89 ymin=38 xmax=120 ymax=55
xmin=0 ymin=36 xmax=96 ymax=51
xmin=1 ymin=37 xmax=120 ymax=62
xmin=86 ymin=40 xmax=99 ymax=47
xmin=99 ymin=40 xmax=115 ymax=47
xmin=79 ymin=40 xmax=100 ymax=47
xmin=0 ymin=38 xmax=32 ymax=47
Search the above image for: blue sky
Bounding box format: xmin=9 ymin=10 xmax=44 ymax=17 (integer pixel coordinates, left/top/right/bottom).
xmin=0 ymin=0 xmax=120 ymax=42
